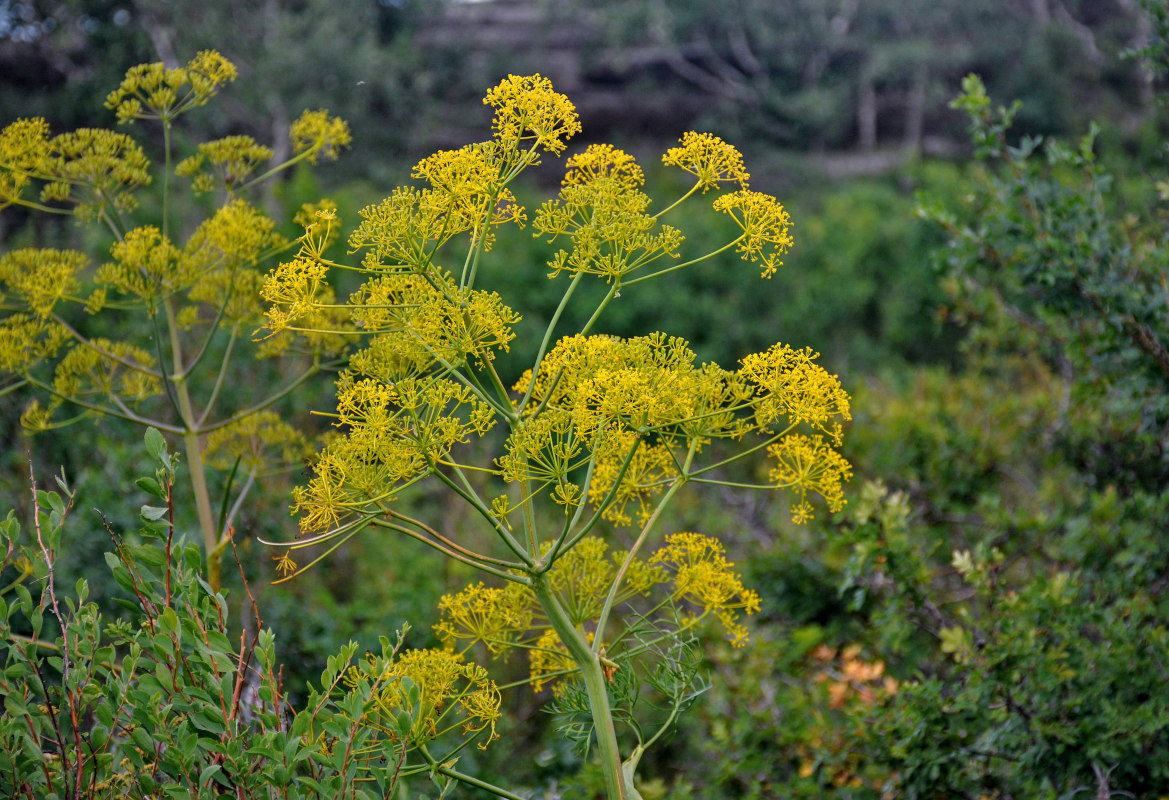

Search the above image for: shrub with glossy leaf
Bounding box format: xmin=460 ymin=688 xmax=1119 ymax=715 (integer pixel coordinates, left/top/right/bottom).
xmin=0 ymin=432 xmax=437 ymax=799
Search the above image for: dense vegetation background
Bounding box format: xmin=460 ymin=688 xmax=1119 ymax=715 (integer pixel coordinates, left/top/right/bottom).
xmin=3 ymin=1 xmax=1169 ymax=797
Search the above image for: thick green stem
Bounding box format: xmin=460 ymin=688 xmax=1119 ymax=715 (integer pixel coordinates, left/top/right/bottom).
xmin=182 ymin=428 xmax=221 ymax=590
xmin=593 ymin=440 xmax=698 ymax=652
xmin=162 ymin=121 xmax=172 ymax=239
xmin=530 ymin=573 xmax=630 ymax=800
xmin=162 ymin=298 xmax=222 ymax=590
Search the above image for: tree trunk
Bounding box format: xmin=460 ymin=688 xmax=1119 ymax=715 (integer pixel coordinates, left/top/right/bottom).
xmin=904 ymin=65 xmax=927 ymax=153
xmin=858 ymin=77 xmax=876 ymax=153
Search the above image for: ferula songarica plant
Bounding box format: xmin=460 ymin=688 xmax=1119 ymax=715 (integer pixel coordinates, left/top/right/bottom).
xmin=262 ymin=73 xmax=852 ymax=799
xmin=0 ymin=51 xmax=352 ymax=592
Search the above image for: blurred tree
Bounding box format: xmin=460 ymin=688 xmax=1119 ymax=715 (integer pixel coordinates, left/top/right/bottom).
xmin=0 ymin=0 xmax=438 ymax=190
xmin=0 ymin=0 xmax=151 ymax=129
xmin=551 ymin=0 xmax=1152 ymax=155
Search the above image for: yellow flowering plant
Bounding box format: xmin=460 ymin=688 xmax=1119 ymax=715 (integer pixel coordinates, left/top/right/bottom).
xmin=263 ymin=74 xmax=852 ymax=799
xmin=0 ymin=51 xmax=351 ymax=590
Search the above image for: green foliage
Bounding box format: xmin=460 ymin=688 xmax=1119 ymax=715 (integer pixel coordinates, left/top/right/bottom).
xmin=930 ymin=74 xmax=1169 ymax=476
xmin=820 ymin=65 xmax=1169 ymax=798
xmin=0 ymin=432 xmax=418 ymax=799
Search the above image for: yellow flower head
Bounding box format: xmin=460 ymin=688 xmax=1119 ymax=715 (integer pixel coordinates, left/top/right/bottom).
xmin=272 ymin=549 xmax=298 ymax=578
xmin=712 ymin=190 xmax=793 ymax=278
xmin=0 ymin=118 xmax=50 ymax=208
xmin=290 ymin=109 xmax=351 ymax=164
xmin=182 ymin=199 xmax=284 ymax=322
xmin=349 ymin=187 xmax=460 ymax=273
xmin=185 ymin=50 xmax=238 ymax=98
xmin=41 ymin=128 xmax=151 ymax=219
xmin=19 ymin=399 xmax=55 ymax=433
xmin=0 ymin=248 xmax=87 ymax=317
xmin=175 ymin=135 xmax=275 ymax=193
xmin=105 ymin=50 xmax=237 ymax=122
xmin=204 ymin=410 xmax=311 ymax=470
xmin=483 ymin=74 xmax=581 ymax=155
xmin=534 ymin=176 xmax=683 ymax=281
xmin=0 ymin=314 xmax=68 ymax=373
xmin=546 ymin=537 xmax=617 ymax=620
xmin=294 ymin=199 xmax=341 ymax=251
xmin=96 ymin=226 xmax=184 ymax=300
xmin=261 ymin=256 xmax=330 ymax=333
xmin=496 ymin=408 xmax=586 ymax=503
xmin=434 ymin=581 xmax=533 ymax=655
xmin=650 ymin=532 xmax=761 ymax=647
xmin=345 ymin=272 xmax=521 ymax=369
xmin=349 ymin=648 xmax=500 ymax=750
xmin=563 ymin=144 xmax=645 ymax=190
xmin=767 ymin=434 xmax=853 ymax=523
xmin=292 ymin=374 xmax=493 ymax=533
xmin=738 ymin=343 xmax=851 ymax=442
xmin=51 ymin=339 xmax=161 ymax=403
xmin=517 ymin=333 xmax=713 ymax=430
xmin=662 ymin=131 xmax=750 ymax=192
xmin=412 ymin=142 xmax=525 ymax=248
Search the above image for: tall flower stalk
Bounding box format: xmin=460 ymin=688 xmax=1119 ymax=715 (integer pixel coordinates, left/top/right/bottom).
xmin=264 ymin=74 xmax=852 ymax=798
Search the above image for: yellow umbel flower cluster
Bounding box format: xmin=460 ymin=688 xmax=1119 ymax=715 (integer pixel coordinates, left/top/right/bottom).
xmin=411 ymin=142 xmax=526 ymax=248
xmin=204 ymin=411 xmax=312 ymax=471
xmin=290 ymin=109 xmax=352 ymax=164
xmin=768 ymin=434 xmax=854 ymax=523
xmin=0 ymin=118 xmax=50 ymax=208
xmin=182 ymin=200 xmax=286 ymax=322
xmin=50 ymin=338 xmax=161 ymax=405
xmin=292 ymin=374 xmax=496 ymax=533
xmin=0 ymin=120 xmax=151 ymax=219
xmin=435 ymin=581 xmax=535 ymax=655
xmin=96 ymin=226 xmax=183 ymax=299
xmin=105 ymin=50 xmax=237 ymax=122
xmin=535 ymin=151 xmax=685 ymax=281
xmin=649 ymin=532 xmax=762 ymax=647
xmin=435 ymin=533 xmax=758 ymax=692
xmin=483 ymin=73 xmax=582 ymax=156
xmin=343 ymin=648 xmax=500 ymax=751
xmin=506 ymin=331 xmax=850 ymax=524
xmin=740 ymin=343 xmax=852 ymax=443
xmin=0 ymin=249 xmax=86 ymax=316
xmin=0 ymin=314 xmax=67 ymax=374
xmin=661 ymin=131 xmax=751 ymax=193
xmin=176 ymin=135 xmax=275 ymax=194
xmin=713 ymin=190 xmax=794 ymax=278
xmin=563 ymin=143 xmax=645 ymax=190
